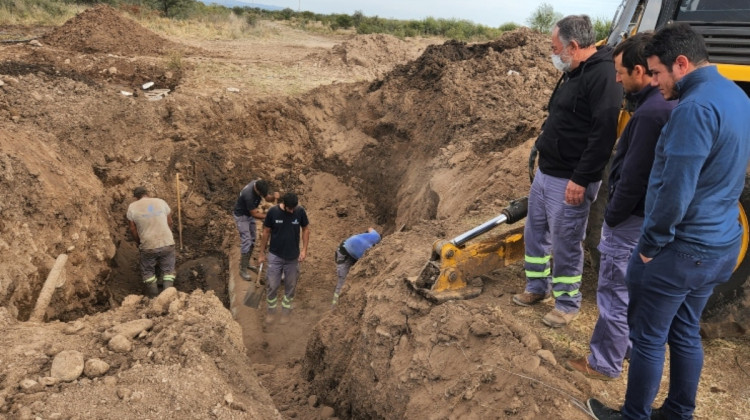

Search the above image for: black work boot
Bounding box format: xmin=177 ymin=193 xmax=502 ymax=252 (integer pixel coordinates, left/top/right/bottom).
xmin=587 ymin=398 xmax=622 ymax=420
xmin=145 ymin=282 xmax=159 ymax=298
xmin=239 ymin=253 xmax=251 ymax=280
xmin=162 ymin=280 xmax=174 ymax=290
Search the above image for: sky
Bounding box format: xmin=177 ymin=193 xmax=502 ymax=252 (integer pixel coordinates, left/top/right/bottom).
xmin=241 ymin=0 xmax=625 ymax=27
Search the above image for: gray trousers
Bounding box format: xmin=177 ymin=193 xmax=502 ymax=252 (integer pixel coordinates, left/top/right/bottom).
xmin=523 ymin=170 xmax=600 ymax=312
xmin=334 ymin=248 xmax=356 ymax=295
xmin=140 ymin=245 xmax=176 ymax=284
xmin=266 ymin=252 xmax=300 ymax=313
xmin=588 ymin=215 xmax=642 ymax=377
xmin=233 ymin=214 xmax=257 ymax=254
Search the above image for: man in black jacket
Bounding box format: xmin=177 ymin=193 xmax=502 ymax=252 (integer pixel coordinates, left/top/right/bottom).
xmin=513 ymin=15 xmax=622 ymax=328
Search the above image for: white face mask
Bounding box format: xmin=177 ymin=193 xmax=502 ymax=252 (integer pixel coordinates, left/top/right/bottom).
xmin=551 ymin=53 xmax=572 ymax=72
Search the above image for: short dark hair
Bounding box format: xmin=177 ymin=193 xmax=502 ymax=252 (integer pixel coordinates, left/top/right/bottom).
xmin=133 ymin=186 xmax=148 ymax=199
xmin=255 ymin=179 xmax=269 ymax=197
xmin=644 ymin=22 xmax=708 ymax=69
xmin=281 ymin=192 xmax=298 ymax=209
xmin=556 ymin=15 xmax=596 ymax=48
xmin=613 ymin=33 xmax=653 ymax=75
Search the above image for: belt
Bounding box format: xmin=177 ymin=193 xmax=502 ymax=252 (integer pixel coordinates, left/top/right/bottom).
xmin=338 ymin=242 xmax=356 ymax=261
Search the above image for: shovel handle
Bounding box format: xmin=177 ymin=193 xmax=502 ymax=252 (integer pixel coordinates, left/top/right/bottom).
xmin=256 ymin=263 xmax=264 ymax=285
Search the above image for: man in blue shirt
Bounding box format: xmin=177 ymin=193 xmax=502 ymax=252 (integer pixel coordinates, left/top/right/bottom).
xmin=588 ymin=23 xmax=750 ymax=420
xmin=333 ymin=227 xmax=381 ymax=306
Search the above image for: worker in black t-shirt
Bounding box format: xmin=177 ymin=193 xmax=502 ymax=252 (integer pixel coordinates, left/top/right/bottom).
xmin=257 ymin=192 xmax=310 ymax=324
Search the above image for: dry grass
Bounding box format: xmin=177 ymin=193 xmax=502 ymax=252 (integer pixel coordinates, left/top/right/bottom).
xmin=0 ymin=0 xmax=83 ymax=26
xmin=138 ymin=13 xmax=281 ymax=41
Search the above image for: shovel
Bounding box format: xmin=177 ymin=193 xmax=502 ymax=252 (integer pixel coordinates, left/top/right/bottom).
xmin=243 ymin=263 xmax=265 ymax=309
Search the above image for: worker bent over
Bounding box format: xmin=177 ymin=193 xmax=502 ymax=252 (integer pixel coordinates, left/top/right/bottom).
xmin=127 ymin=186 xmax=176 ymax=297
xmin=333 ymin=227 xmax=381 ymax=307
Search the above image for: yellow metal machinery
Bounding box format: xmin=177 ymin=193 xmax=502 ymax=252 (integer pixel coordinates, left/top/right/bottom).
xmin=406 ymin=198 xmax=528 ymax=303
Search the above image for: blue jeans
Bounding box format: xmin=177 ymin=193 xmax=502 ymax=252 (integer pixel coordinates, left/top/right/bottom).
xmin=622 ymin=242 xmax=739 ymax=419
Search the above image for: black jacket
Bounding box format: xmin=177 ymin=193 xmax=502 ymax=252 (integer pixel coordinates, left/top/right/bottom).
xmin=536 ymin=46 xmax=622 ymax=186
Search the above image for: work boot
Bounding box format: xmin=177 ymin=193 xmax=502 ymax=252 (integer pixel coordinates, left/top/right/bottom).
xmin=542 ymin=308 xmax=579 ymax=328
xmin=512 ymin=291 xmax=552 ymax=307
xmin=565 ymin=356 xmax=618 ymax=381
xmin=145 ymin=282 xmax=159 ymax=298
xmin=239 ymin=253 xmax=251 ymax=280
xmin=587 ymin=398 xmax=622 ymax=420
xmin=162 ymin=280 xmax=174 ymax=290
xmin=265 ymin=312 xmax=276 ymax=325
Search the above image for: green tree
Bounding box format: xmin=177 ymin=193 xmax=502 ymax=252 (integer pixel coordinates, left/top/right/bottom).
xmin=593 ymin=16 xmax=613 ymax=41
xmin=526 ymin=3 xmax=561 ymax=33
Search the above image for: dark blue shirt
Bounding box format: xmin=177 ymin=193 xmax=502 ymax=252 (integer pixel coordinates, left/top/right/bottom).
xmin=605 ymin=85 xmax=676 ymax=227
xmin=638 ymin=66 xmax=750 ymax=258
xmin=233 ymin=180 xmax=261 ymax=217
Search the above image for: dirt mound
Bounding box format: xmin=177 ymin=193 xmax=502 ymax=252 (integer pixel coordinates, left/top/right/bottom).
xmin=303 ymin=28 xmax=555 ymax=231
xmin=41 ymin=5 xmax=183 ymax=56
xmin=302 ymin=224 xmax=595 ymax=419
xmin=0 ymin=290 xmax=280 ymax=419
xmin=309 ymin=33 xmax=432 ymax=80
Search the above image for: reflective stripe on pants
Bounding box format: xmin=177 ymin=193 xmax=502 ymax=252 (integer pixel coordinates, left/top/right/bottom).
xmin=523 ymin=170 xmax=599 ymax=312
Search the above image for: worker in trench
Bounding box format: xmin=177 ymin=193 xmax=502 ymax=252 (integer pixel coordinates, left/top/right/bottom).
xmin=332 ymin=227 xmax=381 ymax=308
xmin=126 ymin=186 xmax=177 ymax=297
xmin=512 ymin=14 xmax=622 ymax=328
xmin=257 ymin=192 xmax=310 ymax=324
xmin=232 ymin=179 xmax=279 ymax=280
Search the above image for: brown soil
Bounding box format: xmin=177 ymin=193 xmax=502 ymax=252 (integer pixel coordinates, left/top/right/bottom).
xmin=1 ymin=5 xmax=749 ymax=420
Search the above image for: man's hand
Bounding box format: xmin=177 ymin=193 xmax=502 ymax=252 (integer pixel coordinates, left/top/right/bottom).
xmin=639 ymin=253 xmax=652 ymax=264
xmin=258 ymin=252 xmax=266 ymax=264
xmin=565 ymin=181 xmax=585 ymax=206
xmin=298 ymin=250 xmax=306 ymax=262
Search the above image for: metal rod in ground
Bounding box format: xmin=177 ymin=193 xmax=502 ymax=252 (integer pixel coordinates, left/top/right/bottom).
xmin=176 ymin=173 xmax=183 ymax=250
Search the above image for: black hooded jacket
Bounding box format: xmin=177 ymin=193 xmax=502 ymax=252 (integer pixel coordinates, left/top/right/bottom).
xmin=536 ymin=45 xmax=622 ymax=186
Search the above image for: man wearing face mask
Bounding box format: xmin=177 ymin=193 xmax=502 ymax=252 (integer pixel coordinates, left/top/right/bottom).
xmin=513 ymin=15 xmax=622 ymax=328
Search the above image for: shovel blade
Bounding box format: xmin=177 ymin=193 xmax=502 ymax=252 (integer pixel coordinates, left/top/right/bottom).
xmin=243 ymin=263 xmax=264 ymax=309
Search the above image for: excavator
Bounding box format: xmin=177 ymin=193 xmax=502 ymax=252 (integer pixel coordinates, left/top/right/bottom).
xmin=407 ymin=0 xmax=750 ymax=337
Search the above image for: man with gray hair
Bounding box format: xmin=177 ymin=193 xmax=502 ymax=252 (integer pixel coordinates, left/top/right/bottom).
xmin=513 ymin=15 xmax=622 ymax=328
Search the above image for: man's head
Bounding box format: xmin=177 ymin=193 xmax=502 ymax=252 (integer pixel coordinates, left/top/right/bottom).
xmin=613 ymin=33 xmax=654 ymax=94
xmin=133 ymin=186 xmax=148 ymax=199
xmin=255 ymin=179 xmax=270 ymax=197
xmin=644 ymin=22 xmax=709 ymax=100
xmin=281 ymin=192 xmax=298 ymax=213
xmin=551 ymin=15 xmax=596 ymax=72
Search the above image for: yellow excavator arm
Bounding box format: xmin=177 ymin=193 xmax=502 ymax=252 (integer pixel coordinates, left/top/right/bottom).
xmin=406 ymin=197 xmax=528 ymax=303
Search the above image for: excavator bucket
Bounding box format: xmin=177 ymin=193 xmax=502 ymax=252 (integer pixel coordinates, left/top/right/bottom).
xmin=406 ymin=197 xmax=528 ymax=303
